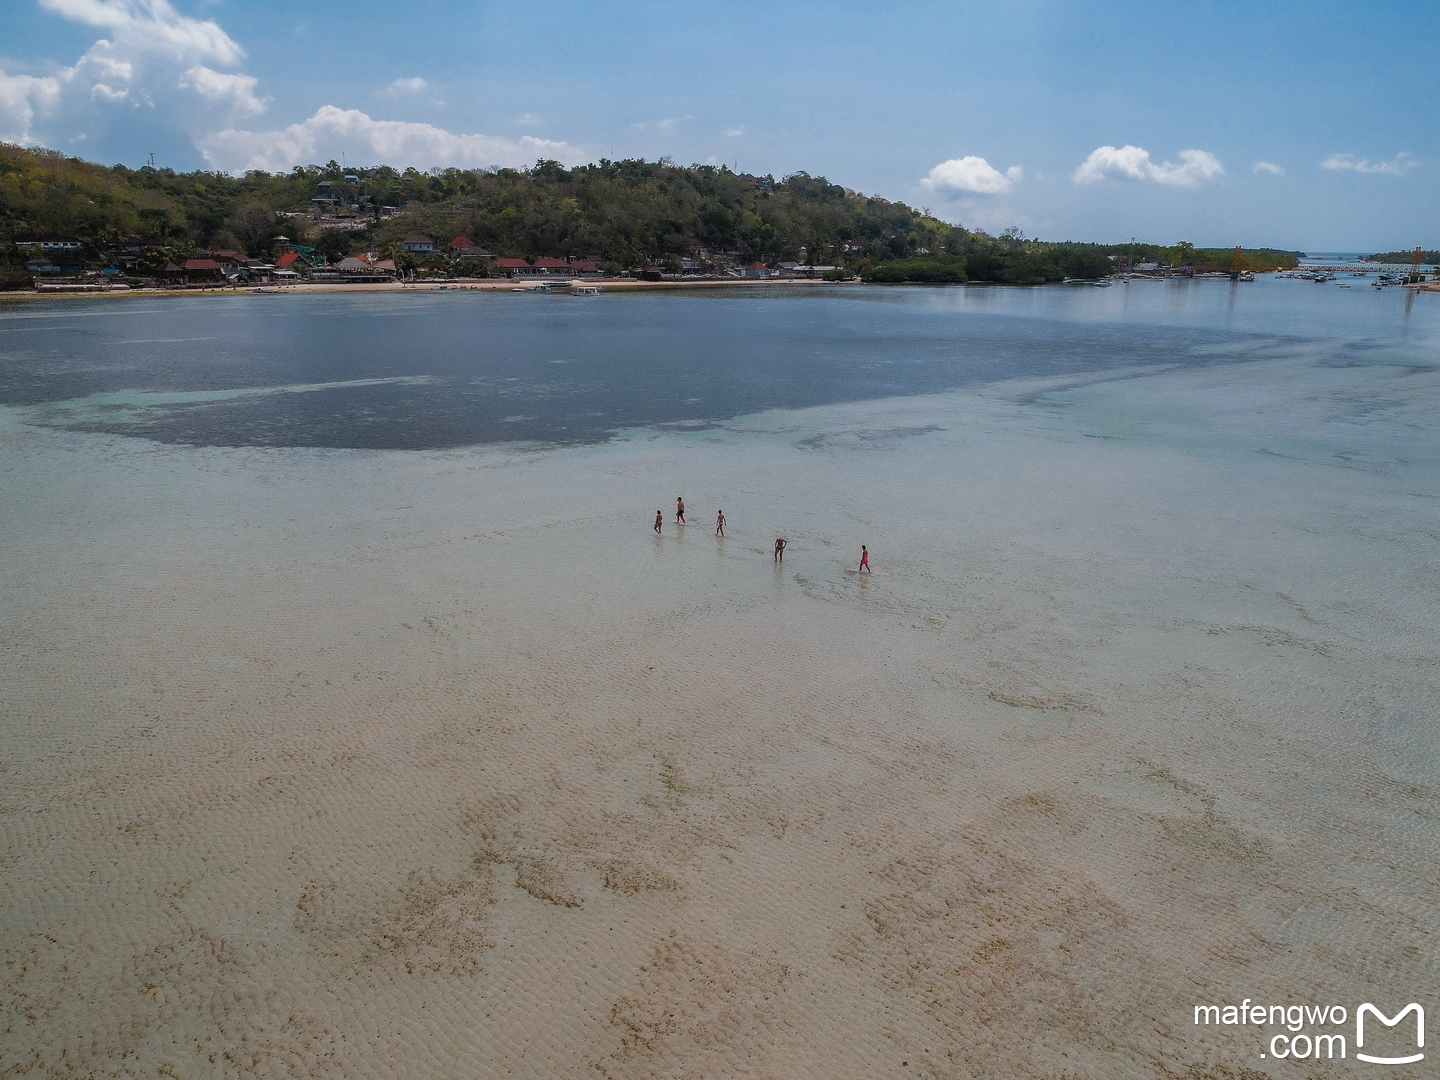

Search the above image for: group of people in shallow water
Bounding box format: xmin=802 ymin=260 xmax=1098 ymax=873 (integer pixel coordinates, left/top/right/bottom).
xmin=654 ymin=496 xmax=871 ymax=573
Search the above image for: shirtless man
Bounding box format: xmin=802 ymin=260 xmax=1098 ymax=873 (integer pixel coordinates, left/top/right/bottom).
xmin=716 ymin=510 xmax=726 ymax=536
xmin=676 ymin=497 xmax=686 ymax=524
xmin=654 ymin=510 xmax=663 ymax=534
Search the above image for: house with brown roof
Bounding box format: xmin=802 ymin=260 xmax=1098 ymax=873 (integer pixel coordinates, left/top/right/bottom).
xmin=448 ymin=235 xmax=494 ymax=263
xmin=182 ymin=258 xmax=225 ymax=280
xmin=204 ymin=250 xmax=252 ymax=272
xmin=495 ymin=258 xmax=543 ymax=278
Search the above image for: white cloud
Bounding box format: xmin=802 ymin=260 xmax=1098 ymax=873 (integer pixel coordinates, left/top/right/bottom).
xmin=515 ymin=112 xmax=542 ymax=126
xmin=921 ymin=155 xmax=1022 ymax=195
xmin=1072 ymin=144 xmax=1224 ymax=186
xmin=0 ymin=71 xmax=63 ymax=138
xmin=384 ymin=76 xmax=429 ymax=97
xmin=179 ymin=65 xmax=265 ymax=116
xmin=199 ymin=105 xmax=585 ymax=172
xmin=725 ymin=125 xmax=745 ymax=137
xmin=1320 ymin=152 xmax=1416 ymax=176
xmin=634 ymin=115 xmax=691 ymax=131
xmin=39 ymin=0 xmax=244 ymax=67
xmin=1252 ymin=161 xmax=1284 ymax=176
xmin=1 ymin=0 xmax=261 ymax=145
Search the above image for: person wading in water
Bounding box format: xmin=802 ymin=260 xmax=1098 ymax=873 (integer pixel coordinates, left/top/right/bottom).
xmin=774 ymin=537 xmax=787 ymax=562
xmin=716 ymin=510 xmax=725 ymax=536
xmin=654 ymin=510 xmax=663 ymax=534
xmin=676 ymin=497 xmax=686 ymax=524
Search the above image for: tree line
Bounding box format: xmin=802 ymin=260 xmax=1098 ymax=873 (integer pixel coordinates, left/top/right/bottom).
xmin=1 ymin=142 xmax=1297 ymax=286
xmin=1365 ymin=249 xmax=1439 ymax=265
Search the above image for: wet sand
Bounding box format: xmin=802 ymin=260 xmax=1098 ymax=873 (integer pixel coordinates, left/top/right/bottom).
xmin=2 ymin=353 xmax=1438 ymax=1077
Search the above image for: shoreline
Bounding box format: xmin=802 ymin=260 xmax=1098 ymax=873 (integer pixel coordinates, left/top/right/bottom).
xmin=2 ymin=276 xmax=854 ymax=303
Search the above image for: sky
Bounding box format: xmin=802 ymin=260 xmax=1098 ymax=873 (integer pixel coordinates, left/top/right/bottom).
xmin=1 ymin=0 xmax=1436 ymax=251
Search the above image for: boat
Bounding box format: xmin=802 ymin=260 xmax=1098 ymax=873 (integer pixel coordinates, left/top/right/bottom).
xmin=571 ymin=285 xmax=603 ymax=295
xmin=1091 ymin=280 xmax=1113 ymax=287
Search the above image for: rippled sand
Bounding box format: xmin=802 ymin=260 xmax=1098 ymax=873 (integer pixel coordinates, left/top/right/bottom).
xmin=3 ymin=352 xmax=1438 ymax=1077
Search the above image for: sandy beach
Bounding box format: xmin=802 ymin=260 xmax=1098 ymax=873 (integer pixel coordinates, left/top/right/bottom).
xmin=2 ymin=346 xmax=1438 ymax=1077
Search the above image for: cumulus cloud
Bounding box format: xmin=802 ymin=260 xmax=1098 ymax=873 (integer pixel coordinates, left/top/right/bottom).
xmin=384 ymin=76 xmax=430 ymax=97
xmin=40 ymin=0 xmax=244 ymax=67
xmin=921 ymin=155 xmax=1022 ymax=195
xmin=198 ymin=105 xmax=585 ymax=172
xmin=1320 ymin=152 xmax=1416 ymax=176
xmin=1072 ymin=144 xmax=1223 ymax=186
xmin=1252 ymin=161 xmax=1284 ymax=176
xmin=178 ymin=66 xmax=265 ymax=116
xmin=0 ymin=72 xmax=64 ymax=137
xmin=1 ymin=0 xmax=261 ymax=145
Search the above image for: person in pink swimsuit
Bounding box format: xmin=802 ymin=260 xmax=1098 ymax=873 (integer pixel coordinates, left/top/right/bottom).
xmin=859 ymin=545 xmax=871 ymax=572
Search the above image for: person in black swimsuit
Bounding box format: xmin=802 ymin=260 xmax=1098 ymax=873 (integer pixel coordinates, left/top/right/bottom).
xmin=774 ymin=537 xmax=787 ymax=562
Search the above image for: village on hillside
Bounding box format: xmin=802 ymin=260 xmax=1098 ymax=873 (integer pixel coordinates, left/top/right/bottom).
xmin=11 ymin=229 xmax=843 ymax=290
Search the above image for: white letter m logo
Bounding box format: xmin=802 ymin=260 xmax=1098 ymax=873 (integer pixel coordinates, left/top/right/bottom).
xmin=1357 ymin=1003 xmax=1425 ymax=1065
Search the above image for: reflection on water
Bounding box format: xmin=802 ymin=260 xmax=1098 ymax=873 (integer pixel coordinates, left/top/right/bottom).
xmin=1 ymin=281 xmax=1435 ymax=449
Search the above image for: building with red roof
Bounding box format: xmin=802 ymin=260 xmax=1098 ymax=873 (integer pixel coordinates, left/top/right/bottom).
xmin=181 ymin=258 xmax=225 ymax=282
xmin=495 ymin=258 xmax=539 ymax=277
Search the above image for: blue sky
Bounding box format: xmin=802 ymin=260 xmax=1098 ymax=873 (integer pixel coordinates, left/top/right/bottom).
xmin=1 ymin=1 xmax=1435 ymax=250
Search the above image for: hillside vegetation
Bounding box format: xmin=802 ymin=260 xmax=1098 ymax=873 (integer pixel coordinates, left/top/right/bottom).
xmin=1366 ymin=249 xmax=1439 ymax=264
xmin=2 ymin=143 xmax=1293 ymax=284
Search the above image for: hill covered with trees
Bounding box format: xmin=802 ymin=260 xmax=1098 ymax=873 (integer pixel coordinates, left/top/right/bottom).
xmin=1365 ymin=249 xmax=1439 ymax=265
xmin=1 ymin=142 xmax=1294 ymax=286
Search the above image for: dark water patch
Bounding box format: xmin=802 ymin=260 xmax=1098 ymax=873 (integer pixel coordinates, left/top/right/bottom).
xmin=1 ymin=285 xmax=1434 ymax=450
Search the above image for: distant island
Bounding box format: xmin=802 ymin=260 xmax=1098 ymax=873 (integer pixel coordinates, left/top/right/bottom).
xmin=2 ymin=143 xmax=1302 ymax=289
xmin=1364 ymin=249 xmax=1440 ymax=265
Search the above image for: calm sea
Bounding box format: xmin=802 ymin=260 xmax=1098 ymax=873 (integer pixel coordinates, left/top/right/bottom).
xmin=1 ymin=280 xmax=1435 ymax=449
